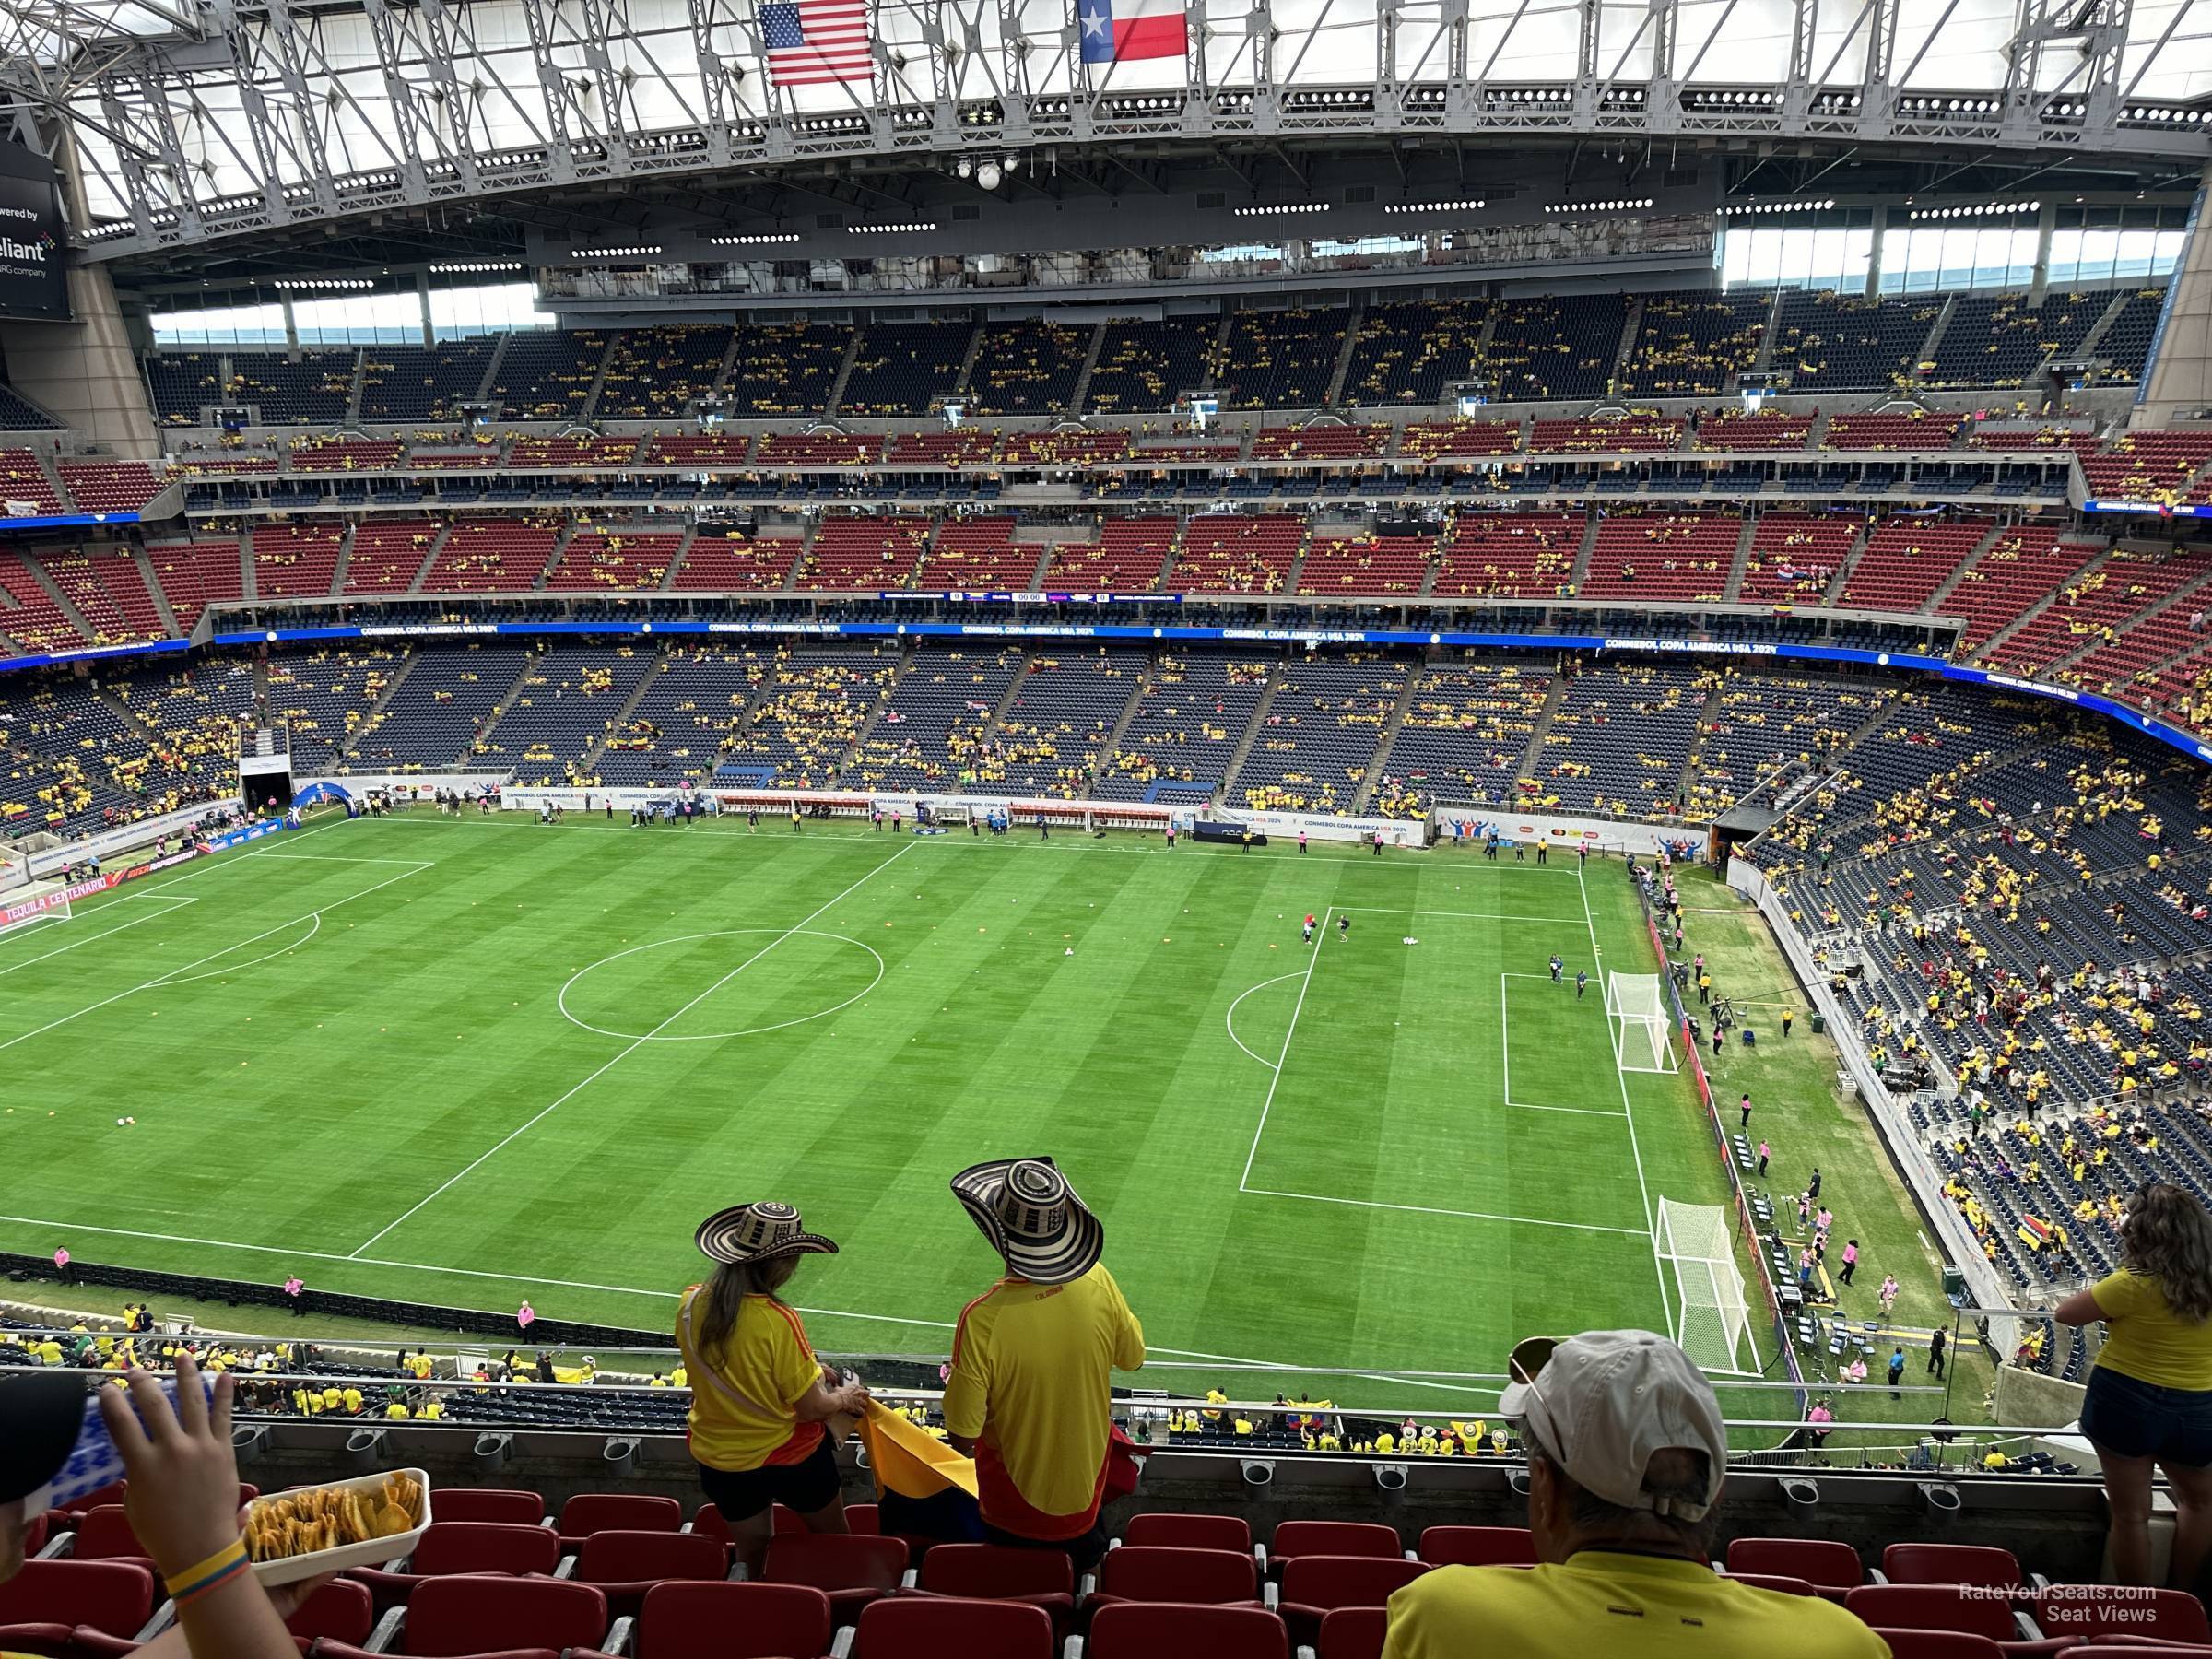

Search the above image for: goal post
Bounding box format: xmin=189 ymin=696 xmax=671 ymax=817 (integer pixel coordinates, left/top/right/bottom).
xmin=1605 ymin=971 xmax=1677 ymax=1074
xmin=0 ymin=874 xmax=73 ymax=939
xmin=1654 ymin=1198 xmax=1759 ymax=1375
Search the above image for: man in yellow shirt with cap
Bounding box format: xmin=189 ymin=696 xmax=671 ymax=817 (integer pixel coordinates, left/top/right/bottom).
xmin=1382 ymin=1330 xmax=1888 ymax=1659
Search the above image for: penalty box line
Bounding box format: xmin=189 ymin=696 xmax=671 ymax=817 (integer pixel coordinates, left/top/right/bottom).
xmin=0 ymin=862 xmax=433 ymax=1057
xmin=346 ymin=841 xmax=918 ymax=1260
xmin=1499 ymin=971 xmax=1630 ymax=1118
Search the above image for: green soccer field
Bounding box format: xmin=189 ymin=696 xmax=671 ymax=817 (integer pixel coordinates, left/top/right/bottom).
xmin=0 ymin=811 xmax=1821 ymax=1418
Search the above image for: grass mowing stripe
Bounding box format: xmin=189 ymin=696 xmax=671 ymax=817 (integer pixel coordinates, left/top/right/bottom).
xmin=347 ymin=841 xmax=916 ymax=1257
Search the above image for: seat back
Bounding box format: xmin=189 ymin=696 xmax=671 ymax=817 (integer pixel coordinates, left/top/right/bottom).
xmin=1724 ymin=1536 xmax=1863 ymax=1590
xmin=287 ymin=1578 xmax=375 ymax=1646
xmin=1416 ymin=1526 xmax=1535 ymax=1568
xmin=2038 ymin=1583 xmax=2212 ymax=1643
xmin=1843 ymin=1584 xmax=2014 ymax=1641
xmin=573 ymin=1529 xmax=728 ymax=1586
xmin=557 ymin=1492 xmax=682 ymax=1539
xmin=402 ymin=1574 xmax=608 ymax=1657
xmin=0 ymin=1559 xmax=156 ymax=1638
xmin=1097 ymin=1546 xmax=1258 ymax=1605
xmin=915 ymin=1544 xmax=1072 ymax=1599
xmin=1124 ymin=1514 xmax=1253 ymax=1553
xmin=1316 ymin=1606 xmax=1387 ymax=1659
xmin=1879 ymin=1544 xmax=2021 ymax=1590
xmin=634 ymin=1581 xmax=834 ymax=1659
xmin=761 ymin=1533 xmax=911 ymax=1595
xmin=1087 ymin=1602 xmax=1288 ymax=1659
xmin=1278 ymin=1556 xmax=1429 ymax=1612
xmin=1722 ymin=1571 xmax=1818 ymax=1597
xmin=1270 ymin=1521 xmax=1401 ymax=1563
xmin=70 ymin=1506 xmax=148 ymax=1561
xmin=409 ymin=1521 xmax=564 ymax=1578
xmin=429 ymin=1489 xmax=544 ymax=1527
xmin=851 ymin=1595 xmax=1053 ymax=1659
xmin=1865 ymin=1633 xmax=2006 ymax=1658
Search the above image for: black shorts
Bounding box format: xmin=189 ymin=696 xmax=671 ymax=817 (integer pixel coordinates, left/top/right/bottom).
xmin=983 ymin=1517 xmax=1110 ymax=1571
xmin=697 ymin=1434 xmax=842 ymax=1523
xmin=2079 ymin=1364 xmax=2212 ymax=1467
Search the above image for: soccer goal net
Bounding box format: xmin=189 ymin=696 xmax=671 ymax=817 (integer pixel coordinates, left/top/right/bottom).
xmin=1655 ymin=1198 xmax=1759 ymax=1375
xmin=0 ymin=874 xmax=72 ymax=939
xmin=1605 ymin=971 xmax=1677 ymax=1074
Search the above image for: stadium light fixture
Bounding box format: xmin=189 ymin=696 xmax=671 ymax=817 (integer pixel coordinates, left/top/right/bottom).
xmin=429 ymin=261 xmax=524 ymax=274
xmin=573 ymin=242 xmax=663 ymax=260
xmin=1234 ymin=203 xmax=1329 ymax=218
xmin=977 ymin=159 xmax=1004 ymax=190
xmin=708 ymin=233 xmax=799 ymax=247
xmin=1382 ymin=198 xmax=1486 ymax=216
xmin=848 ymin=221 xmax=938 ymax=235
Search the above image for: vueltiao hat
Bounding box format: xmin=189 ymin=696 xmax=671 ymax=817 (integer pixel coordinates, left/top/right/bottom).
xmin=949 ymin=1157 xmax=1103 ymax=1286
xmin=694 ymin=1201 xmax=839 ymax=1265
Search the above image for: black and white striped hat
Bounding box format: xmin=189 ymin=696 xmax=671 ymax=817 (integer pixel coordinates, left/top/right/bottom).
xmin=693 ymin=1201 xmax=839 ymax=1265
xmin=950 ymin=1157 xmax=1104 ymax=1286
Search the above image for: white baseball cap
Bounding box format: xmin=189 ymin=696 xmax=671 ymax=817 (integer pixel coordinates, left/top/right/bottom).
xmin=1496 ymin=1329 xmax=1728 ymax=1523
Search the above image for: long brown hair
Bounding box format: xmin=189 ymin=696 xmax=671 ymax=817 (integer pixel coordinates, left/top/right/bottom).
xmin=2123 ymin=1183 xmax=2212 ymax=1323
xmin=693 ymin=1254 xmax=802 ymax=1365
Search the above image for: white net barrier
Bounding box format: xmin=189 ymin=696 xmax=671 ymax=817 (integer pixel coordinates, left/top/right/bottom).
xmin=0 ymin=874 xmax=72 ymax=938
xmin=1605 ymin=971 xmax=1676 ymax=1073
xmin=1655 ymin=1198 xmax=1757 ymax=1374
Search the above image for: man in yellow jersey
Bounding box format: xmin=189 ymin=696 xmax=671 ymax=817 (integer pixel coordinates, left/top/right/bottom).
xmin=942 ymin=1157 xmax=1144 ymax=1568
xmin=1382 ymin=1329 xmax=1888 ymax=1659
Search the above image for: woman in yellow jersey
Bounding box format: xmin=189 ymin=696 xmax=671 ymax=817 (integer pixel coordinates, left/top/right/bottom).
xmin=2057 ymin=1183 xmax=2212 ymax=1586
xmin=676 ymin=1201 xmax=869 ymax=1578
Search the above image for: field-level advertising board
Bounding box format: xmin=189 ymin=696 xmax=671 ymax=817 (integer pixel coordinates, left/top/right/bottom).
xmin=1606 ymin=971 xmax=1676 ymax=1074
xmin=1655 ymin=1198 xmax=1759 ymax=1375
xmin=0 ymin=873 xmax=72 ymax=938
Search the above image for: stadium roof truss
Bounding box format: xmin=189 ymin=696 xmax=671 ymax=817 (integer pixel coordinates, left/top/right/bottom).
xmin=9 ymin=0 xmax=2207 ymax=259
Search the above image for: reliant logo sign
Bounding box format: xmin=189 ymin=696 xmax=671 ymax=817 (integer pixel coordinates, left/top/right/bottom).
xmin=0 ymin=150 xmax=66 ymax=320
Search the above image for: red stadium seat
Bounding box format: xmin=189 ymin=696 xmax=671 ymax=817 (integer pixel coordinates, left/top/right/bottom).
xmin=310 ymin=1573 xmax=607 ymax=1658
xmin=1086 ymin=1602 xmax=1288 ymax=1659
xmin=849 ymin=1595 xmax=1053 ymax=1659
xmin=429 ymin=1490 xmax=543 ymax=1527
xmin=347 ymin=1521 xmax=565 ymax=1613
xmin=1417 ymin=1525 xmax=1536 ymax=1567
xmin=1316 ymin=1605 xmax=1388 ymax=1659
xmin=556 ymin=1492 xmax=682 ymax=1547
xmin=66 ymin=1506 xmax=152 ymax=1566
xmin=622 ymin=1581 xmax=836 ymax=1659
xmin=569 ymin=1528 xmax=731 ymax=1617
xmin=1725 ymin=1537 xmax=1864 ymax=1594
xmin=1722 ymin=1571 xmax=1818 ymax=1596
xmin=2037 ymin=1584 xmax=2211 ymax=1644
xmin=1277 ymin=1557 xmax=1430 ymax=1646
xmin=285 ymin=1579 xmax=376 ymax=1653
xmin=1089 ymin=1546 xmax=1263 ymax=1607
xmin=1844 ymin=1584 xmax=2017 ymax=1643
xmin=1269 ymin=1521 xmax=1403 ymax=1569
xmin=906 ymin=1542 xmax=1075 ymax=1630
xmin=1124 ymin=1513 xmax=1253 ymax=1553
xmin=1881 ymin=1545 xmax=2023 ymax=1591
xmin=0 ymin=1559 xmax=157 ymax=1650
xmin=760 ymin=1533 xmax=910 ymax=1621
xmin=1868 ymin=1634 xmax=2006 ymax=1658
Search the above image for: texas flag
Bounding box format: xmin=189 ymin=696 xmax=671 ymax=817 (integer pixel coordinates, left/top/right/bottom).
xmin=1077 ymin=0 xmax=1187 ymax=62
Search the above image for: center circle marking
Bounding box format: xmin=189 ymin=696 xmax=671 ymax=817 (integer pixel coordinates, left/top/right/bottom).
xmin=558 ymin=928 xmax=884 ymax=1041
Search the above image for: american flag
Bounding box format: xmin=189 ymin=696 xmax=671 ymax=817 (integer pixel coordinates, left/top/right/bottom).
xmin=761 ymin=0 xmax=873 ymax=86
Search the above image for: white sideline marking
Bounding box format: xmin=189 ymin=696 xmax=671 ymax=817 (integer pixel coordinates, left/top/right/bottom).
xmin=1235 ymin=906 xmax=1331 ymax=1191
xmin=1224 ymin=971 xmax=1303 ymax=1070
xmin=0 ymin=895 xmax=197 ymax=978
xmin=347 ymin=842 xmax=918 ymax=1258
xmin=1336 ymin=906 xmax=1589 ymax=924
xmin=252 ymin=852 xmax=441 ymax=866
xmin=1241 ymin=1188 xmax=1652 ymax=1238
xmin=1498 ymin=971 xmax=1630 ymax=1117
xmin=1585 ymin=866 xmax=1677 ymax=1350
xmin=0 ymin=864 xmax=430 ymax=1055
xmin=0 ymin=1210 xmax=1363 ymax=1376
